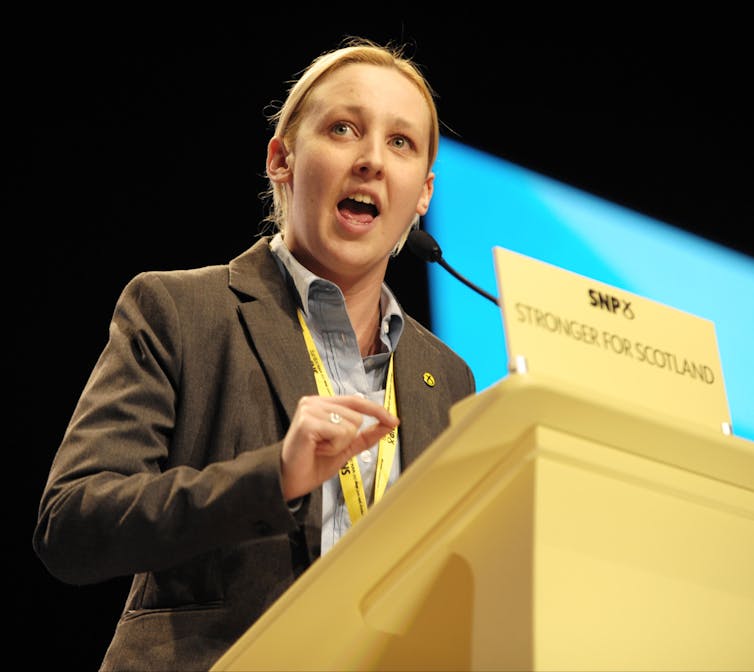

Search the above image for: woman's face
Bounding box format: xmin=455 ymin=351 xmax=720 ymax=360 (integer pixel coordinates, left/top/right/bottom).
xmin=269 ymin=63 xmax=434 ymax=288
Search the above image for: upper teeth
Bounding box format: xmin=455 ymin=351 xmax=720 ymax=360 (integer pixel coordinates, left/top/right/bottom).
xmin=351 ymin=194 xmax=375 ymax=205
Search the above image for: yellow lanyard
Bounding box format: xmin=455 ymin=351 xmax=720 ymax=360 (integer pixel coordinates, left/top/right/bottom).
xmin=297 ymin=309 xmax=398 ymax=525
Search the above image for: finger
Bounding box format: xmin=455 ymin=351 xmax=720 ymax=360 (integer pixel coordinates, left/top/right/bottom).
xmin=297 ymin=394 xmax=390 ymax=429
xmin=349 ymin=420 xmax=399 ymax=455
xmin=312 ymin=414 xmax=361 ymax=456
xmin=314 ymin=411 xmax=398 ymax=458
xmin=329 ymin=395 xmax=399 ymax=427
xmin=321 ymin=406 xmax=361 ymax=430
xmin=324 ymin=412 xmax=399 ymax=447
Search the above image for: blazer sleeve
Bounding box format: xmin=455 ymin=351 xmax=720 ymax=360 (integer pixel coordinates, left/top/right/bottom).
xmin=32 ymin=271 xmax=302 ymax=585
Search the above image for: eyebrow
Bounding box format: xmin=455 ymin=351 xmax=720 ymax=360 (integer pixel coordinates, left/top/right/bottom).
xmin=316 ymin=103 xmax=424 ymax=133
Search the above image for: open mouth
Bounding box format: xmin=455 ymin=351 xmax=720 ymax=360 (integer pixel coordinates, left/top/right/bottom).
xmin=338 ymin=196 xmax=379 ymax=223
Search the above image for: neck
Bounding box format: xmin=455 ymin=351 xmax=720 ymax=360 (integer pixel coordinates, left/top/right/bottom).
xmin=343 ymin=284 xmax=383 ymax=358
xmin=360 ymin=308 xmax=383 ymax=358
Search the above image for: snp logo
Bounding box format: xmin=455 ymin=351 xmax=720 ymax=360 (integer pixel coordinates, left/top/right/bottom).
xmin=588 ymin=289 xmax=635 ymax=319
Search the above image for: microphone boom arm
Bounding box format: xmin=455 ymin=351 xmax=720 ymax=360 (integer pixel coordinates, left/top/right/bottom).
xmin=438 ymin=259 xmax=498 ymax=305
xmin=406 ymin=228 xmax=499 ymax=306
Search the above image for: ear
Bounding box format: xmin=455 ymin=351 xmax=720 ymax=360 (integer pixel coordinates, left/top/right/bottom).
xmin=415 ymin=171 xmax=435 ymax=216
xmin=266 ymin=137 xmax=292 ymax=184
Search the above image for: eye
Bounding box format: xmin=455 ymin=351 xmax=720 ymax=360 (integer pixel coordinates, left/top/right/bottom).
xmin=331 ymin=122 xmax=351 ymax=137
xmin=390 ymin=135 xmax=412 ymax=150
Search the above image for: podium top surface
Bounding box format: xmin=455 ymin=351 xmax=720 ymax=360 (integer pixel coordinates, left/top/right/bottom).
xmin=450 ymin=372 xmax=754 ymax=492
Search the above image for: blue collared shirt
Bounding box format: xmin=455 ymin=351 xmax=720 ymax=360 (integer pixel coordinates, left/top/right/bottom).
xmin=269 ymin=234 xmax=405 ymax=555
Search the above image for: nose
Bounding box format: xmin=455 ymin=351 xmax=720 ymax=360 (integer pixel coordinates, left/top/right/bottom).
xmin=353 ymin=137 xmax=385 ymax=179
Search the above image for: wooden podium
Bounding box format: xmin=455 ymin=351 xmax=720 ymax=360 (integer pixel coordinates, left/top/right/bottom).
xmin=212 ymin=373 xmax=754 ymax=671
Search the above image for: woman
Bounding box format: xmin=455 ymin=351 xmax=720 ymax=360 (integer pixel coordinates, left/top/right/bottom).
xmin=33 ymin=37 xmax=475 ymax=671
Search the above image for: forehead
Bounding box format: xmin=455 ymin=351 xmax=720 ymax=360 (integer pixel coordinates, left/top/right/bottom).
xmin=306 ymin=62 xmax=431 ymax=128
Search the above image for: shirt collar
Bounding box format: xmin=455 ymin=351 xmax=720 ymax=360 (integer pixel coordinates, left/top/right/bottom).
xmin=269 ymin=233 xmax=404 ymax=351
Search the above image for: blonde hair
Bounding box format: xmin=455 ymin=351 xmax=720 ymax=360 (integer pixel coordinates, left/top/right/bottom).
xmin=262 ymin=37 xmax=439 ymax=253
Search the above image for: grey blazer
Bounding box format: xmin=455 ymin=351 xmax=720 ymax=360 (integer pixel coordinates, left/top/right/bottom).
xmin=33 ymin=236 xmax=476 ymax=671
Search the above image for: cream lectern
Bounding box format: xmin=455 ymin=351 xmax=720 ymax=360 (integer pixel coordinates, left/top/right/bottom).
xmin=212 ymin=248 xmax=754 ymax=671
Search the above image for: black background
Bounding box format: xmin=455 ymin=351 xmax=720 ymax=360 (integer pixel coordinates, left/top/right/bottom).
xmin=9 ymin=11 xmax=752 ymax=668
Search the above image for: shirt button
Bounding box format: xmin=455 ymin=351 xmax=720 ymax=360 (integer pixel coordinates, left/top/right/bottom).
xmin=360 ymin=450 xmax=373 ymax=463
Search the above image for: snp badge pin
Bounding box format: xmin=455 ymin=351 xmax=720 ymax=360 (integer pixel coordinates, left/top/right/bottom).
xmin=422 ymin=372 xmax=435 ymax=387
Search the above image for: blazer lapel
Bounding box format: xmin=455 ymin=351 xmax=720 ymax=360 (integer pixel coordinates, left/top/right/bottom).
xmin=229 ymin=238 xmax=318 ymax=420
xmin=229 ymin=237 xmax=322 ymax=560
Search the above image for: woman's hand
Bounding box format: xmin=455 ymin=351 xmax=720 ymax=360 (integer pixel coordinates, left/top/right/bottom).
xmin=280 ymin=394 xmax=399 ymax=501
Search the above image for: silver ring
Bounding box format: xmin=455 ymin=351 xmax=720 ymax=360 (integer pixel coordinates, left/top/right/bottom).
xmin=329 ymin=412 xmax=342 ymax=425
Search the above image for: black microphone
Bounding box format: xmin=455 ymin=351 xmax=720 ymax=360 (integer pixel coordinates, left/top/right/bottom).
xmin=406 ymin=229 xmax=498 ymax=305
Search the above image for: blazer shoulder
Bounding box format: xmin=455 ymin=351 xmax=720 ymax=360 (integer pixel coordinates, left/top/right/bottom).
xmin=402 ymin=314 xmax=464 ymax=361
xmin=121 ymin=261 xmax=228 ymax=290
xmin=120 ymin=236 xmax=280 ymax=304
